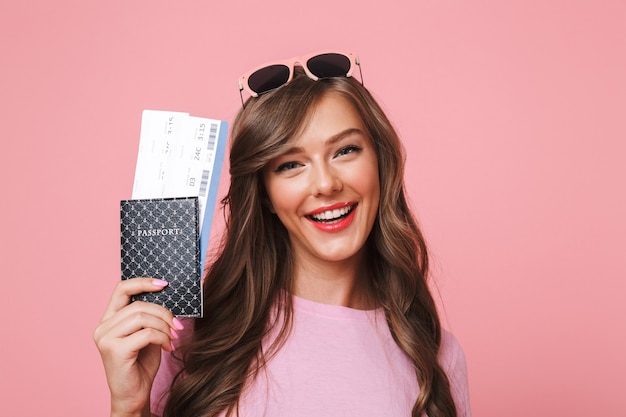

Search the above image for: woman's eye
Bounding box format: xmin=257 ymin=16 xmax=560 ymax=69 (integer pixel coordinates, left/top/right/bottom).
xmin=275 ymin=161 xmax=301 ymax=172
xmin=336 ymin=145 xmax=363 ymax=157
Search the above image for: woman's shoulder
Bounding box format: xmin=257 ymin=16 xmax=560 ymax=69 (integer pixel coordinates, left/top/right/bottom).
xmin=439 ymin=329 xmax=466 ymax=371
xmin=439 ymin=329 xmax=463 ymax=361
xmin=439 ymin=329 xmax=472 ymax=417
xmin=440 ymin=329 xmax=463 ymax=353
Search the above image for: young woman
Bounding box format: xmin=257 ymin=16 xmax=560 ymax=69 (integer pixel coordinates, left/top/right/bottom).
xmin=94 ymin=51 xmax=471 ymax=417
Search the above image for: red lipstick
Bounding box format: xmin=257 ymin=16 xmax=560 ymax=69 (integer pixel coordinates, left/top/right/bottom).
xmin=307 ymin=203 xmax=357 ymax=232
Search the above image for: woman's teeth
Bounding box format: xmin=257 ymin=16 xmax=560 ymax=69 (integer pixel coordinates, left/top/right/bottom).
xmin=309 ymin=205 xmax=354 ymax=223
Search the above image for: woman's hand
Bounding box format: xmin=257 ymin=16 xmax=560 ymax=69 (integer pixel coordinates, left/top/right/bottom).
xmin=93 ymin=278 xmax=183 ymax=417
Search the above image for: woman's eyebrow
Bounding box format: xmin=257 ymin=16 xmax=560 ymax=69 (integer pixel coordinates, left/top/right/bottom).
xmin=325 ymin=128 xmax=365 ymax=146
xmin=281 ymin=128 xmax=366 ymax=156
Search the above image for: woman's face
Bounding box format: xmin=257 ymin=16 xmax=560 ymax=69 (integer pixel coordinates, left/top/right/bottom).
xmin=263 ymin=92 xmax=380 ymax=267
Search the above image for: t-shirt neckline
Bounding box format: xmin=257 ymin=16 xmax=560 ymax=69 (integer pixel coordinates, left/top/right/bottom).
xmin=291 ymin=293 xmax=385 ymax=320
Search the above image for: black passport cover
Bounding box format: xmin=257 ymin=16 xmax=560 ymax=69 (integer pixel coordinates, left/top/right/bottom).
xmin=120 ymin=197 xmax=203 ymax=317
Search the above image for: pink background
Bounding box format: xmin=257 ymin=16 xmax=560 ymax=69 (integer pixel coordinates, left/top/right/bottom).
xmin=2 ymin=1 xmax=625 ymax=416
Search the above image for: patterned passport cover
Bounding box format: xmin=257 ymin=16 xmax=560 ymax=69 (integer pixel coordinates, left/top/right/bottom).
xmin=120 ymin=197 xmax=203 ymax=317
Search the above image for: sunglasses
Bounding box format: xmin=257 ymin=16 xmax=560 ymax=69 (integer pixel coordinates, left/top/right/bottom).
xmin=238 ymin=50 xmax=363 ymax=105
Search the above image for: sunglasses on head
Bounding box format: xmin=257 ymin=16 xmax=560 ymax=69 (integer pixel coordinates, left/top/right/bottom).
xmin=238 ymin=50 xmax=363 ymax=106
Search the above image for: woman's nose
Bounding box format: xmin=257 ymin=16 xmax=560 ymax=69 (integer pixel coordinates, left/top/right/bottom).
xmin=310 ymin=163 xmax=342 ymax=196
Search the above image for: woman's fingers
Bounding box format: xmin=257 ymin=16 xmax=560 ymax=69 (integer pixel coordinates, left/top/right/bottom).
xmin=94 ymin=279 xmax=185 ymax=356
xmin=100 ymin=278 xmax=169 ymax=322
xmin=105 ymin=326 xmax=175 ymax=359
xmin=97 ymin=302 xmax=175 ymax=340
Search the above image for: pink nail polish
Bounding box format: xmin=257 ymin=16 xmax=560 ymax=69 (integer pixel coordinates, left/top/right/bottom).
xmin=152 ymin=279 xmax=168 ymax=287
xmin=170 ymin=341 xmax=176 ymax=352
xmin=170 ymin=328 xmax=179 ymax=339
xmin=173 ymin=318 xmax=185 ymax=330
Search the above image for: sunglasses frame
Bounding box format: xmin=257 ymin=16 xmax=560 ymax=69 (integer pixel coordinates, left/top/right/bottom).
xmin=238 ymin=50 xmax=362 ymax=105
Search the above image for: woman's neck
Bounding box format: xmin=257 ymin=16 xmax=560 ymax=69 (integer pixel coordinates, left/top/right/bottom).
xmin=291 ymin=252 xmax=374 ymax=310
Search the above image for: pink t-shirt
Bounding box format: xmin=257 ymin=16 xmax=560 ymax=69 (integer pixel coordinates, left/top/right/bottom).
xmin=151 ymin=296 xmax=471 ymax=416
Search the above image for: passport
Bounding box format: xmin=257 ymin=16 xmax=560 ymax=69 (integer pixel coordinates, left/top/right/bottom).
xmin=120 ymin=196 xmax=202 ymax=317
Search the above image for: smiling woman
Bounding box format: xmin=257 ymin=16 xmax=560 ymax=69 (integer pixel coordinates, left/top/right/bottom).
xmin=94 ymin=52 xmax=472 ymax=417
xmin=263 ymin=93 xmax=380 ymax=277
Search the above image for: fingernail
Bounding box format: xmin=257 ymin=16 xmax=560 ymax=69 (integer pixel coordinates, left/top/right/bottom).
xmin=170 ymin=341 xmax=176 ymax=352
xmin=170 ymin=328 xmax=179 ymax=339
xmin=173 ymin=318 xmax=185 ymax=330
xmin=152 ymin=279 xmax=169 ymax=288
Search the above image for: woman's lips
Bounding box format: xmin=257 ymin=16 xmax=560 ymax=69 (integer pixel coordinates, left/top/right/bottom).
xmin=307 ymin=203 xmax=357 ymax=232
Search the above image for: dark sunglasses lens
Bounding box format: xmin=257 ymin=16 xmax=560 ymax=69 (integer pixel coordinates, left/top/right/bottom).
xmin=306 ymin=53 xmax=351 ymax=78
xmin=247 ymin=65 xmax=290 ymax=95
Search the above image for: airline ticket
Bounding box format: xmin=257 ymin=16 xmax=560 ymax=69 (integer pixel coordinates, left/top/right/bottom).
xmin=132 ymin=110 xmax=227 ymax=233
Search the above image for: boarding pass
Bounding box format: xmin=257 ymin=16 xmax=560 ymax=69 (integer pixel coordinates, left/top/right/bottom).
xmin=131 ymin=110 xmax=227 ymax=234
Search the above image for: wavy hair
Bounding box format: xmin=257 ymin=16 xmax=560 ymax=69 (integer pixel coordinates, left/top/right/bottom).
xmin=163 ymin=67 xmax=456 ymax=417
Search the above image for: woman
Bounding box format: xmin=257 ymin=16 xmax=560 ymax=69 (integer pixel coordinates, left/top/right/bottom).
xmin=94 ymin=51 xmax=471 ymax=417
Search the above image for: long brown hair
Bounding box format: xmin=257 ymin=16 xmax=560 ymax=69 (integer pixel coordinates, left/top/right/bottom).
xmin=163 ymin=67 xmax=457 ymax=417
